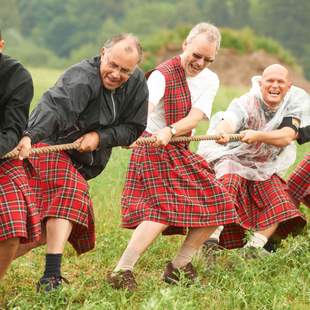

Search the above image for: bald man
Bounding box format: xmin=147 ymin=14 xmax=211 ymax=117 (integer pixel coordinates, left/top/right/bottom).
xmin=16 ymin=33 xmax=148 ymax=291
xmin=198 ymin=64 xmax=307 ymax=252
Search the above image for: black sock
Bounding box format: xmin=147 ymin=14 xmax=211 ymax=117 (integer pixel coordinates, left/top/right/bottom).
xmin=43 ymin=254 xmax=62 ymax=278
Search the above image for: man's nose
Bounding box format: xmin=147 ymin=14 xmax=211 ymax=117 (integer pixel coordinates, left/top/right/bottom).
xmin=111 ymin=68 xmax=121 ymax=79
xmin=271 ymin=81 xmax=279 ymax=87
xmin=196 ymin=58 xmax=205 ymax=66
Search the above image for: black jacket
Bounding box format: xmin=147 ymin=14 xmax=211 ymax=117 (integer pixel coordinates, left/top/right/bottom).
xmin=0 ymin=53 xmax=33 ymax=158
xmin=27 ymin=56 xmax=148 ymax=179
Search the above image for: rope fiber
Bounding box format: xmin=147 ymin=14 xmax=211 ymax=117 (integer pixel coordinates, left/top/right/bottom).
xmin=1 ymin=134 xmax=243 ymax=159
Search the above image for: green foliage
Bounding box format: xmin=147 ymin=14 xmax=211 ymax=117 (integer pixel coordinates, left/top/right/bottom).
xmin=2 ymin=0 xmax=308 ymax=77
xmin=3 ymin=29 xmax=65 ymax=69
xmin=141 ymin=26 xmax=300 ymax=71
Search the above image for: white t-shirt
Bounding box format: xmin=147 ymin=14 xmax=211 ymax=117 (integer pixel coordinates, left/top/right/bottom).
xmin=146 ymin=68 xmax=219 ymax=133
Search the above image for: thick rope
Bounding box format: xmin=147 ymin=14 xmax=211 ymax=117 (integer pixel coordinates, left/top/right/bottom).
xmin=135 ymin=133 xmax=244 ymax=145
xmin=1 ymin=142 xmax=81 ymax=159
xmin=1 ymin=134 xmax=243 ymax=159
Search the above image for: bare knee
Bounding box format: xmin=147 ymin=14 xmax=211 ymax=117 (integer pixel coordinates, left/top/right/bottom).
xmin=0 ymin=238 xmax=20 ymax=250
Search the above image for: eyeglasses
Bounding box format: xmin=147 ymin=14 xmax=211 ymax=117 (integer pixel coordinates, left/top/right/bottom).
xmin=103 ymin=53 xmax=134 ymax=78
xmin=192 ymin=52 xmax=214 ymax=65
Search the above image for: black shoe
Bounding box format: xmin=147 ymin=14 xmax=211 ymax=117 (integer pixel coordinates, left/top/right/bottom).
xmin=36 ymin=275 xmax=69 ymax=292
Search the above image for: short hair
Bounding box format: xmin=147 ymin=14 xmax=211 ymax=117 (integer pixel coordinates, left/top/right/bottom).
xmin=103 ymin=33 xmax=143 ymax=64
xmin=185 ymin=23 xmax=221 ymax=51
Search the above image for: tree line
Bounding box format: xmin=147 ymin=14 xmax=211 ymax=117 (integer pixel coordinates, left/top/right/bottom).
xmin=1 ymin=0 xmax=309 ymax=78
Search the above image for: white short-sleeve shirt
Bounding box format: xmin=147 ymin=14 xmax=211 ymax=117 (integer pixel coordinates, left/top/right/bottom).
xmin=146 ymin=68 xmax=219 ymax=133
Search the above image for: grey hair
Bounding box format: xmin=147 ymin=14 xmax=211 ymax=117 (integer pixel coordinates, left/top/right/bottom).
xmin=103 ymin=33 xmax=143 ymax=64
xmin=186 ymin=23 xmax=221 ymax=51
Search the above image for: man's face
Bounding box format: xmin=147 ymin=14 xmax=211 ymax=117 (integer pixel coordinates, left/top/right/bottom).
xmin=100 ymin=42 xmax=138 ymax=90
xmin=259 ymin=67 xmax=291 ymax=108
xmin=181 ymin=33 xmax=217 ymax=77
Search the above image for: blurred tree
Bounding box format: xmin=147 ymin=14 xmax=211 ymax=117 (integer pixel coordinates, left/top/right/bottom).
xmin=0 ymin=0 xmax=21 ymax=31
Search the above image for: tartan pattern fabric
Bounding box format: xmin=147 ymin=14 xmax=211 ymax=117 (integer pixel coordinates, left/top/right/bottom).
xmin=27 ymin=143 xmax=95 ymax=254
xmin=287 ymin=153 xmax=310 ymax=207
xmin=121 ymin=134 xmax=240 ymax=232
xmin=157 ymin=56 xmax=192 ymax=126
xmin=219 ymin=174 xmax=306 ymax=249
xmin=0 ymin=159 xmax=41 ymax=243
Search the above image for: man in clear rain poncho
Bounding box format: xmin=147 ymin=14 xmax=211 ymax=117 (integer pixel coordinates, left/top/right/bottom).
xmin=198 ymin=64 xmax=308 ymax=253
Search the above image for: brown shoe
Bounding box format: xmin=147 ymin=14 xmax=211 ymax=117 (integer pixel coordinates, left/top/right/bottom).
xmin=203 ymin=239 xmax=224 ymax=252
xmin=162 ymin=262 xmax=197 ymax=285
xmin=107 ymin=270 xmax=137 ymax=291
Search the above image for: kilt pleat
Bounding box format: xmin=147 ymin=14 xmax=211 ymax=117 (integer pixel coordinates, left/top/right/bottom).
xmin=121 ymin=134 xmax=240 ymax=233
xmin=27 ymin=144 xmax=95 ymax=254
xmin=0 ymin=159 xmax=41 ymax=243
xmin=219 ymin=174 xmax=306 ymax=249
xmin=287 ymin=153 xmax=310 ymax=207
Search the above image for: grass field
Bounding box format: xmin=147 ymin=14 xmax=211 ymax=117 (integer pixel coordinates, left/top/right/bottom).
xmin=0 ymin=67 xmax=309 ymax=309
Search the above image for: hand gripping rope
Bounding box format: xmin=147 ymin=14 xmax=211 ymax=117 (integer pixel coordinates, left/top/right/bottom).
xmin=1 ymin=134 xmax=243 ymax=159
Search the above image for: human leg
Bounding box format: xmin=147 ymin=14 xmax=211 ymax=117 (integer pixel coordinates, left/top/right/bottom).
xmin=108 ymin=221 xmax=167 ymax=290
xmin=0 ymin=238 xmax=20 ymax=280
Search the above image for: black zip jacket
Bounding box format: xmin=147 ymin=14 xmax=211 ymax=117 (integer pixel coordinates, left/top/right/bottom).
xmin=27 ymin=56 xmax=148 ymax=179
xmin=0 ymin=53 xmax=33 ymax=158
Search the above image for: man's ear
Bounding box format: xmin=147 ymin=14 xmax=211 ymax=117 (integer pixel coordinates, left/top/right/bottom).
xmin=182 ymin=40 xmax=187 ymax=52
xmin=0 ymin=40 xmax=5 ymax=52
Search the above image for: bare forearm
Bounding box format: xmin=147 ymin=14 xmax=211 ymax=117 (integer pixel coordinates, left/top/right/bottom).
xmin=255 ymin=127 xmax=296 ymax=147
xmin=171 ymin=108 xmax=205 ymax=136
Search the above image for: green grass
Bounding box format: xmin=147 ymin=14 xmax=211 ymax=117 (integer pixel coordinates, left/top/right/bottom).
xmin=0 ymin=68 xmax=309 ymax=309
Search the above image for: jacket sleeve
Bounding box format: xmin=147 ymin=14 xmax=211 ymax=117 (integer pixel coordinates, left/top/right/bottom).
xmin=27 ymin=67 xmax=92 ymax=144
xmin=0 ymin=67 xmax=33 ymax=157
xmin=297 ymin=126 xmax=310 ymax=144
xmin=96 ymin=78 xmax=148 ymax=148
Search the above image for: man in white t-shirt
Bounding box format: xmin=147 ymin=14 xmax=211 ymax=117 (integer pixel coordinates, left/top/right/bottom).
xmin=146 ymin=63 xmax=218 ymax=133
xmin=108 ymin=23 xmax=240 ymax=291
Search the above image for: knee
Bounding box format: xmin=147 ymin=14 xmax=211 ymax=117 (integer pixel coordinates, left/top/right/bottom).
xmin=0 ymin=238 xmax=20 ymax=250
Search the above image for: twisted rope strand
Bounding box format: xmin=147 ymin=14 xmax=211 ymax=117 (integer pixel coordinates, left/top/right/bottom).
xmin=1 ymin=142 xmax=81 ymax=159
xmin=1 ymin=134 xmax=243 ymax=159
xmin=135 ymin=133 xmax=244 ymax=145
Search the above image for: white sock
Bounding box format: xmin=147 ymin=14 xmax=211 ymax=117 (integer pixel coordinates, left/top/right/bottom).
xmin=172 ymin=244 xmax=196 ymax=269
xmin=244 ymin=232 xmax=268 ymax=248
xmin=208 ymin=226 xmax=224 ymax=242
xmin=113 ymin=247 xmax=140 ymax=272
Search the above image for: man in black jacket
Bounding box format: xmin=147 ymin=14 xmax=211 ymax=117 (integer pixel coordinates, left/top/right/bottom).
xmin=17 ymin=33 xmax=148 ymax=291
xmin=0 ymin=31 xmax=40 ymax=280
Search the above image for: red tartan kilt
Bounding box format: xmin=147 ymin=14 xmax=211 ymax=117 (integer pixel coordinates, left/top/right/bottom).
xmin=219 ymin=174 xmax=306 ymax=249
xmin=287 ymin=153 xmax=310 ymax=207
xmin=26 ymin=143 xmax=95 ymax=254
xmin=0 ymin=159 xmax=41 ymax=243
xmin=121 ymin=133 xmax=240 ymax=234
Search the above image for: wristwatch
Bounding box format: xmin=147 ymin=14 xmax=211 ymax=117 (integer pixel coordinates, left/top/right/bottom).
xmin=168 ymin=125 xmax=177 ymax=136
xmin=22 ymin=130 xmax=33 ymax=141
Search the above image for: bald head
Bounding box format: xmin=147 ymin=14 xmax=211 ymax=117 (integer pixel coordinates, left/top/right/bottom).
xmin=259 ymin=63 xmax=292 ymax=109
xmin=103 ymin=33 xmax=142 ymax=64
xmin=262 ymin=64 xmax=290 ymax=82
